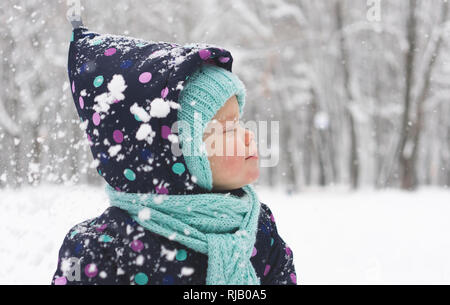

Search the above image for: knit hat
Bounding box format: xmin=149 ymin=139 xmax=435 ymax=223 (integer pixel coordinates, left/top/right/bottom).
xmin=177 ymin=64 xmax=246 ymax=191
xmin=67 ymin=26 xmax=243 ymax=195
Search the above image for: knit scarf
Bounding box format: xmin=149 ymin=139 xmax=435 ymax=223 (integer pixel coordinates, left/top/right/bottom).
xmin=106 ymin=183 xmax=261 ymax=285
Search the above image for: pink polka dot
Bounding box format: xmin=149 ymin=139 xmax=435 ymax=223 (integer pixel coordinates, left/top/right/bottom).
xmin=219 ymin=56 xmax=230 ymax=63
xmin=54 ymin=276 xmax=67 ymax=285
xmin=156 ymin=186 xmax=168 ymax=194
xmin=96 ymin=223 xmax=107 ymax=232
xmin=113 ymin=99 xmax=120 ymax=104
xmin=161 ymin=125 xmax=171 ymax=139
xmin=115 ymin=186 xmax=121 ymax=191
xmin=290 ymin=273 xmax=297 ymax=284
xmin=263 ymin=264 xmax=271 ymax=276
xmin=104 ymin=48 xmax=117 ymax=56
xmin=113 ymin=130 xmax=124 ymax=143
xmin=79 ymin=96 xmax=84 ymax=109
xmin=139 ymin=72 xmax=152 ymax=83
xmin=161 ymin=87 xmax=169 ymax=99
xmin=130 ymin=239 xmax=144 ymax=252
xmin=72 ymin=81 xmax=75 ymax=93
xmin=286 ymin=246 xmax=292 ymax=256
xmin=87 ymin=134 xmax=93 ymax=146
xmin=270 ymin=213 xmax=275 ymax=222
xmin=251 ymin=247 xmax=257 ymax=257
xmin=92 ymin=112 xmax=101 ymax=126
xmin=84 ymin=264 xmax=98 ymax=278
xmin=199 ymin=49 xmax=211 ymax=60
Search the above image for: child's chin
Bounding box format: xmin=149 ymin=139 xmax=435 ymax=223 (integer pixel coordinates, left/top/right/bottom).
xmin=246 ymin=166 xmax=260 ymax=183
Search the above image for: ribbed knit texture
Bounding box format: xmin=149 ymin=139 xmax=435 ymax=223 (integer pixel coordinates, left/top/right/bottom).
xmin=106 ymin=183 xmax=261 ymax=285
xmin=177 ymin=64 xmax=246 ymax=191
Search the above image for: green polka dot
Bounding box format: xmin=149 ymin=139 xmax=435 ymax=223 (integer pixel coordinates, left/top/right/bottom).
xmin=91 ymin=39 xmax=103 ymax=46
xmin=93 ymin=75 xmax=104 ymax=88
xmin=70 ymin=230 xmax=78 ymax=238
xmin=172 ymin=163 xmax=185 ymax=175
xmin=90 ymin=220 xmax=96 ymax=226
xmin=134 ymin=114 xmax=142 ymax=122
xmin=136 ymin=43 xmax=146 ymax=47
xmin=71 ymin=32 xmax=74 ymax=42
xmin=176 ymin=249 xmax=187 ymax=261
xmin=270 ymin=238 xmax=274 ymax=246
xmin=99 ymin=234 xmax=113 ymax=243
xmin=124 ymin=168 xmax=136 ymax=181
xmin=135 ymin=272 xmax=148 ymax=285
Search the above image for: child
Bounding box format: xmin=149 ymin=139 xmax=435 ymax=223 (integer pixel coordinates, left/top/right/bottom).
xmin=51 ymin=26 xmax=297 ymax=285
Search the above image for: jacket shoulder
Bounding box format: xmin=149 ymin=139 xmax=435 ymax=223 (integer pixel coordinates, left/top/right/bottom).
xmin=51 ymin=207 xmax=129 ymax=285
xmin=255 ymin=201 xmax=297 ymax=285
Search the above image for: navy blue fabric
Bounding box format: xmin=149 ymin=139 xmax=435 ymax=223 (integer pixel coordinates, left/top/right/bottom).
xmin=51 ymin=202 xmax=297 ymax=285
xmin=54 ymin=27 xmax=297 ymax=285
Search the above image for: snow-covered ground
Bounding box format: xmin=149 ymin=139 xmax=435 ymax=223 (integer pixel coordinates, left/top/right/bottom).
xmin=0 ymin=183 xmax=449 ymax=284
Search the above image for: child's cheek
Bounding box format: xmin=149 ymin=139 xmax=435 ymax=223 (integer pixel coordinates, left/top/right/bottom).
xmin=218 ymin=155 xmax=245 ymax=175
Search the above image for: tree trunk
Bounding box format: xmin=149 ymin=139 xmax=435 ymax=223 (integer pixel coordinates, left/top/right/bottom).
xmin=335 ymin=1 xmax=359 ymax=189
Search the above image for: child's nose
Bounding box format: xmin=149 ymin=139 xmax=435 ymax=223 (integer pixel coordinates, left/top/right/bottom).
xmin=245 ymin=129 xmax=255 ymax=146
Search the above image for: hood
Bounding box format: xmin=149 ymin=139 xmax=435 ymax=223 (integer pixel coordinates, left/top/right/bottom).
xmin=68 ymin=27 xmax=237 ymax=195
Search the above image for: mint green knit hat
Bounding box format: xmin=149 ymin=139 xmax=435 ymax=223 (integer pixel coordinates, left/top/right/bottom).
xmin=177 ymin=64 xmax=246 ymax=191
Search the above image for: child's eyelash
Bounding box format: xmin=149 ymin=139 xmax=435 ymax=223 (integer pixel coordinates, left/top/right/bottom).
xmin=224 ymin=121 xmax=240 ymax=132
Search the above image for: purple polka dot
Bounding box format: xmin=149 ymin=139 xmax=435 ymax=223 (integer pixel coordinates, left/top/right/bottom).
xmin=219 ymin=56 xmax=230 ymax=63
xmin=54 ymin=276 xmax=67 ymax=285
xmin=199 ymin=49 xmax=211 ymax=60
xmin=71 ymin=81 xmax=75 ymax=93
xmin=84 ymin=264 xmax=98 ymax=278
xmin=139 ymin=72 xmax=152 ymax=83
xmin=79 ymin=96 xmax=84 ymax=109
xmin=130 ymin=239 xmax=144 ymax=252
xmin=161 ymin=87 xmax=169 ymax=99
xmin=92 ymin=112 xmax=101 ymax=126
xmin=286 ymin=246 xmax=292 ymax=256
xmin=251 ymin=247 xmax=257 ymax=257
xmin=290 ymin=273 xmax=297 ymax=284
xmin=263 ymin=264 xmax=271 ymax=276
xmin=113 ymin=130 xmax=124 ymax=143
xmin=156 ymin=186 xmax=168 ymax=195
xmin=161 ymin=125 xmax=171 ymax=139
xmin=104 ymin=48 xmax=117 ymax=56
xmin=115 ymin=186 xmax=121 ymax=191
xmin=96 ymin=223 xmax=107 ymax=232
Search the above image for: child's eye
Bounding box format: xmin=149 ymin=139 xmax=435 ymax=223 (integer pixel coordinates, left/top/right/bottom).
xmin=224 ymin=120 xmax=239 ymax=133
xmin=224 ymin=126 xmax=236 ymax=134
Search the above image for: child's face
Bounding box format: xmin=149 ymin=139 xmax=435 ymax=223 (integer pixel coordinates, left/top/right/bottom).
xmin=202 ymin=95 xmax=259 ymax=191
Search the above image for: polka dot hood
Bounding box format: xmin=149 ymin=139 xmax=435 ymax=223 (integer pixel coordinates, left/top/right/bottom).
xmin=68 ymin=26 xmax=238 ymax=195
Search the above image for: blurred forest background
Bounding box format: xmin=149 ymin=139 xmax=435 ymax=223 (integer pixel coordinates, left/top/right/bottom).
xmin=0 ymin=0 xmax=449 ymax=193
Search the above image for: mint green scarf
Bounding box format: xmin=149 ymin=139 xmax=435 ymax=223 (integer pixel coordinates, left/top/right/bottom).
xmin=106 ymin=183 xmax=261 ymax=285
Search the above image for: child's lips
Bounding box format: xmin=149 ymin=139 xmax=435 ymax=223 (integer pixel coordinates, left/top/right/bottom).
xmin=246 ymin=153 xmax=259 ymax=160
